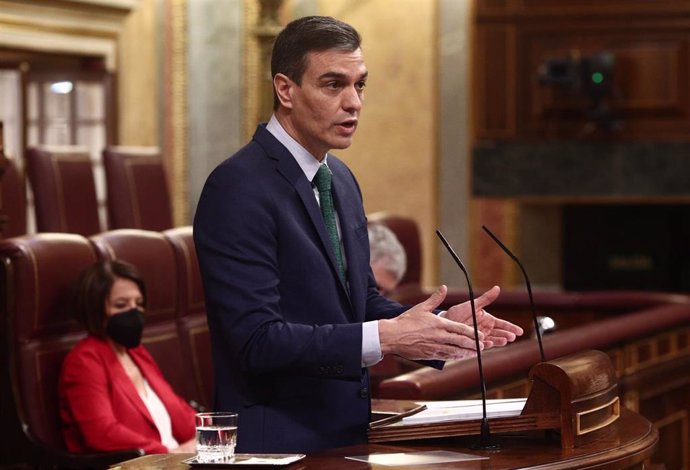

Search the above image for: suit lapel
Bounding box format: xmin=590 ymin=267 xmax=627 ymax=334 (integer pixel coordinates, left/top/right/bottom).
xmin=103 ymin=343 xmax=157 ymax=430
xmin=256 ymin=127 xmax=352 ymax=301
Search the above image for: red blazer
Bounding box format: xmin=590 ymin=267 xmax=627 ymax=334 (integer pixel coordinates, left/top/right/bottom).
xmin=59 ymin=336 xmax=196 ymax=454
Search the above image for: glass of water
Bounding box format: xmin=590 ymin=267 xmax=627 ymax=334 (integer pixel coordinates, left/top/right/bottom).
xmin=195 ymin=412 xmax=238 ymax=463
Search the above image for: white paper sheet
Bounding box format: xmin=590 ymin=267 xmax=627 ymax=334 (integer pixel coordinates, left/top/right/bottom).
xmin=345 ymin=450 xmax=488 ymax=466
xmin=396 ymin=398 xmax=527 ymax=425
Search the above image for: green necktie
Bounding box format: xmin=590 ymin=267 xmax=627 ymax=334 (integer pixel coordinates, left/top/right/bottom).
xmin=313 ymin=164 xmax=346 ymax=283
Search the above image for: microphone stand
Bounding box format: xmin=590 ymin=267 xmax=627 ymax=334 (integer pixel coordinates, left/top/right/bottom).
xmin=481 ymin=225 xmax=545 ymax=363
xmin=436 ymin=230 xmax=500 ymax=450
xmin=481 ymin=225 xmax=557 ymax=443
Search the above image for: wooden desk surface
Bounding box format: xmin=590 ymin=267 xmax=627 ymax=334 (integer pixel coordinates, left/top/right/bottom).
xmin=111 ymin=408 xmax=657 ymax=470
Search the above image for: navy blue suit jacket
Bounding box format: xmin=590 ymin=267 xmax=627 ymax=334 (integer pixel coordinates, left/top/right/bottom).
xmin=193 ymin=125 xmax=408 ymax=453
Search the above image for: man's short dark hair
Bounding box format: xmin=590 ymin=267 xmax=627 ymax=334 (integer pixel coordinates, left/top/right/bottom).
xmin=271 ymin=15 xmax=362 ymax=109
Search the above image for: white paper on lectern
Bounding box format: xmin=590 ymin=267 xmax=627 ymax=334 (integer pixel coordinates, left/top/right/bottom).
xmin=418 ymin=398 xmax=526 ymax=409
xmin=345 ymin=450 xmax=488 ymax=466
xmin=396 ymin=398 xmax=527 ymax=425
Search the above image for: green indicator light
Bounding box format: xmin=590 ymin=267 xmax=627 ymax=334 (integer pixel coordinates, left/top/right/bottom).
xmin=591 ymin=72 xmax=604 ymax=84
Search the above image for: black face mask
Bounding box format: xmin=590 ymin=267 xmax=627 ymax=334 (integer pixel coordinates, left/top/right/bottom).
xmin=106 ymin=308 xmax=145 ymax=349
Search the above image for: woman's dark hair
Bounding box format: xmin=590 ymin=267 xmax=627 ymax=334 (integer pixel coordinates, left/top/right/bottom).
xmin=271 ymin=15 xmax=362 ymax=109
xmin=72 ymin=260 xmax=146 ymax=337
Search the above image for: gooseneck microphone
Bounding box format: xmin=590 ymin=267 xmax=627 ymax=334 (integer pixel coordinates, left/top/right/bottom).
xmin=436 ymin=230 xmax=499 ymax=450
xmin=482 ymin=225 xmax=546 ymax=363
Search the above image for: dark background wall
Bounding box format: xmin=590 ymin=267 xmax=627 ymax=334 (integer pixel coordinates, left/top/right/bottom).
xmin=470 ymin=0 xmax=690 ymax=292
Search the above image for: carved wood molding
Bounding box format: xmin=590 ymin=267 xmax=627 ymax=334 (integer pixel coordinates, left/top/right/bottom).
xmin=59 ymin=0 xmax=139 ymax=11
xmin=243 ymin=0 xmax=285 ymax=140
xmin=0 ymin=0 xmax=136 ymax=70
xmin=474 ymin=0 xmax=690 ymax=140
xmin=476 ymin=0 xmax=690 ymax=19
xmin=160 ymin=0 xmax=188 ymax=226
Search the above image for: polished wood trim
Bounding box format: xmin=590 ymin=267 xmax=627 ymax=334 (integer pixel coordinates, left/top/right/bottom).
xmin=109 ymin=408 xmax=657 ymax=469
xmin=577 ymin=396 xmax=620 ymax=436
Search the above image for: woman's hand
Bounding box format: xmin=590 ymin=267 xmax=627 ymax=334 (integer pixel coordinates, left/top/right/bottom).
xmin=169 ymin=438 xmax=197 ymax=454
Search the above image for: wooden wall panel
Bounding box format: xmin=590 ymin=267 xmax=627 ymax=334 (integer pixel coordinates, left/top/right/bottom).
xmin=618 ymin=44 xmax=680 ymax=110
xmin=474 ymin=25 xmax=516 ymax=139
xmin=527 ymin=37 xmax=684 ymax=113
xmin=637 ymin=383 xmax=690 ymax=469
xmin=474 ymin=0 xmax=690 ymax=140
xmin=471 ymin=0 xmax=690 ymax=291
xmin=620 ymin=328 xmax=690 ymax=470
xmin=477 ymin=0 xmax=690 ymax=17
xmin=522 ymin=29 xmax=690 ymax=138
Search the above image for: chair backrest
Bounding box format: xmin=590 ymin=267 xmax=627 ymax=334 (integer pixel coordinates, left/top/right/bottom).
xmin=0 ymin=234 xmax=94 ymax=460
xmin=89 ymin=229 xmax=201 ymax=404
xmin=25 ymin=146 xmax=101 ymax=235
xmin=0 ymin=233 xmax=143 ymax=467
xmin=164 ymin=226 xmax=213 ymax=409
xmin=103 ymin=146 xmax=173 ymax=231
xmin=367 ymin=212 xmax=422 ymax=287
xmin=0 ymin=157 xmax=27 ymax=237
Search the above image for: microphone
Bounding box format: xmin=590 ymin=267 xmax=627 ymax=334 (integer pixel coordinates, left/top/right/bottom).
xmin=481 ymin=225 xmax=546 ymax=363
xmin=436 ymin=230 xmax=499 ymax=450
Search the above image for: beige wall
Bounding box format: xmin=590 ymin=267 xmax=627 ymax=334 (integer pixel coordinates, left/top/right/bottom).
xmin=118 ymin=0 xmax=158 ymax=146
xmin=318 ymin=0 xmax=439 ymax=287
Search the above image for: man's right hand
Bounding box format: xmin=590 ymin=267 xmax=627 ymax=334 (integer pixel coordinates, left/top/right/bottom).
xmin=378 ymin=285 xmax=483 ymax=361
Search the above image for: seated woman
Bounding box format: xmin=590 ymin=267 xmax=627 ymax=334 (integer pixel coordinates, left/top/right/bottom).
xmin=59 ymin=260 xmax=197 ymax=454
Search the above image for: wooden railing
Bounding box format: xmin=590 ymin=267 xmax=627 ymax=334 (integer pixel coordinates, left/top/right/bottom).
xmin=377 ymin=303 xmax=690 ymax=470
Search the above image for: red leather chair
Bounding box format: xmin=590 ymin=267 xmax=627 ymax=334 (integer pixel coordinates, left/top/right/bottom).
xmin=0 ymin=233 xmax=142 ymax=467
xmin=164 ymin=226 xmax=213 ymax=410
xmin=103 ymin=147 xmax=173 ymax=231
xmin=25 ymin=146 xmax=101 ymax=236
xmin=89 ymin=229 xmax=202 ymax=405
xmin=0 ymin=157 xmax=27 ymax=237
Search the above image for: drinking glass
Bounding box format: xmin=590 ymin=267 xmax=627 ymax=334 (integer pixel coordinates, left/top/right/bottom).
xmin=195 ymin=412 xmax=238 ymax=463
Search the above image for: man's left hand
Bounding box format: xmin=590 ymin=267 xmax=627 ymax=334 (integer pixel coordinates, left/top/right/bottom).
xmin=444 ymin=286 xmax=524 ymax=348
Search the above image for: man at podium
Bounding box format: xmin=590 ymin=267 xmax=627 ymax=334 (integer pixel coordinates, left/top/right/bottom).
xmin=193 ymin=15 xmax=523 ymax=454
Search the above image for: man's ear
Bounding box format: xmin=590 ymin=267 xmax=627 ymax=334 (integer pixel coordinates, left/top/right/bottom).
xmin=274 ymin=73 xmax=294 ymax=109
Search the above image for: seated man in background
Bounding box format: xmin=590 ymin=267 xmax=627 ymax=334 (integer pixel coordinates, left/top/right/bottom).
xmin=368 ymin=222 xmax=407 ymax=296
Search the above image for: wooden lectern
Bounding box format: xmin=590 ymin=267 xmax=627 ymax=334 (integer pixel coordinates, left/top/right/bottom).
xmin=111 ymin=350 xmax=655 ymax=469
xmin=522 ymin=349 xmax=619 ymax=448
xmin=369 ymin=350 xmax=621 ymax=449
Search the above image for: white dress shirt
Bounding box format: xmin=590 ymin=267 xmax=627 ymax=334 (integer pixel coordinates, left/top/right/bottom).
xmin=139 ymin=379 xmax=179 ymax=450
xmin=266 ymin=115 xmax=382 ymax=367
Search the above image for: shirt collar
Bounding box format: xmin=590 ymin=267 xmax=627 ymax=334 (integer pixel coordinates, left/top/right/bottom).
xmin=266 ymin=114 xmax=328 ymax=182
